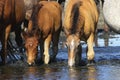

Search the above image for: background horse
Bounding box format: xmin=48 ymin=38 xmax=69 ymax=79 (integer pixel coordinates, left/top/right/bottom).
xmin=101 ymin=0 xmax=120 ymax=33
xmin=0 ymin=0 xmax=25 ymax=64
xmin=63 ymin=0 xmax=99 ymax=67
xmin=22 ymin=1 xmax=62 ymax=66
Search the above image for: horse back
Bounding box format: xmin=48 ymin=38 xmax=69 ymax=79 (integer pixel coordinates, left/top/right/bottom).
xmin=30 ymin=1 xmax=62 ymax=37
xmin=2 ymin=0 xmax=25 ymax=24
xmin=80 ymin=0 xmax=99 ymax=29
xmin=63 ymin=0 xmax=99 ymax=36
xmin=39 ymin=1 xmax=62 ymax=31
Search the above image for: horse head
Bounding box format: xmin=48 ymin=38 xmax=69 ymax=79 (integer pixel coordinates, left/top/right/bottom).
xmin=22 ymin=28 xmax=40 ymax=66
xmin=65 ymin=34 xmax=81 ymax=67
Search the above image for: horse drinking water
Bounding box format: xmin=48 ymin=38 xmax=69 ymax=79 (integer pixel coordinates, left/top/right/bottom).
xmin=63 ymin=0 xmax=99 ymax=67
xmin=22 ymin=1 xmax=62 ymax=65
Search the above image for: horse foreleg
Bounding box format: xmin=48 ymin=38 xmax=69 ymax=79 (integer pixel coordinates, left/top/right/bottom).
xmin=51 ymin=31 xmax=60 ymax=61
xmin=15 ymin=25 xmax=23 ymax=48
xmin=75 ymin=44 xmax=82 ymax=65
xmin=40 ymin=39 xmax=44 ymax=62
xmin=1 ymin=24 xmax=11 ymax=64
xmin=86 ymin=33 xmax=95 ymax=64
xmin=0 ymin=30 xmax=6 ymax=64
xmin=43 ymin=34 xmax=52 ymax=64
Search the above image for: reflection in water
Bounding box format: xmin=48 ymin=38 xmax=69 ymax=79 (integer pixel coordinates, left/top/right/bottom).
xmin=87 ymin=66 xmax=97 ymax=80
xmin=23 ymin=65 xmax=64 ymax=80
xmin=0 ymin=62 xmax=120 ymax=80
xmin=23 ymin=67 xmax=39 ymax=80
xmin=68 ymin=66 xmax=97 ymax=80
xmin=97 ymin=65 xmax=120 ymax=80
xmin=42 ymin=66 xmax=60 ymax=80
xmin=68 ymin=67 xmax=81 ymax=80
xmin=0 ymin=66 xmax=25 ymax=79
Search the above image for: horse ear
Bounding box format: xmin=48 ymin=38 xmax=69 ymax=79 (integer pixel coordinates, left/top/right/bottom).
xmin=21 ymin=28 xmax=28 ymax=40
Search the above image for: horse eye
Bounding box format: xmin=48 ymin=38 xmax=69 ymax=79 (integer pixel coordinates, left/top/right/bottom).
xmin=29 ymin=43 xmax=33 ymax=47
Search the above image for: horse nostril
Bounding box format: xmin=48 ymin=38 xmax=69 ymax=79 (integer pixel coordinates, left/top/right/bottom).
xmin=28 ymin=62 xmax=32 ymax=66
xmin=68 ymin=59 xmax=75 ymax=67
xmin=28 ymin=61 xmax=35 ymax=66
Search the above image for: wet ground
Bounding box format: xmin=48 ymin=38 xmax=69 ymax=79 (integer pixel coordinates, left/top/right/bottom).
xmin=0 ymin=31 xmax=120 ymax=80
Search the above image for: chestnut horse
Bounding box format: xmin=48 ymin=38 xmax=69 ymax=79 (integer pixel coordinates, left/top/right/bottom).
xmin=0 ymin=0 xmax=25 ymax=64
xmin=22 ymin=1 xmax=62 ymax=65
xmin=63 ymin=0 xmax=99 ymax=67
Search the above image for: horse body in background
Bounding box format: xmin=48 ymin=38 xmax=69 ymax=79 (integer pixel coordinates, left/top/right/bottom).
xmin=0 ymin=0 xmax=25 ymax=64
xmin=22 ymin=1 xmax=62 ymax=65
xmin=102 ymin=0 xmax=120 ymax=33
xmin=63 ymin=0 xmax=99 ymax=67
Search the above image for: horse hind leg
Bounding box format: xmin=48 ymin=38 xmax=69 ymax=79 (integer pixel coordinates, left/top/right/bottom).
xmin=0 ymin=24 xmax=11 ymax=64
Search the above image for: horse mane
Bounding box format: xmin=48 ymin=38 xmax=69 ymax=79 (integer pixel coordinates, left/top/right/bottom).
xmin=31 ymin=3 xmax=43 ymax=30
xmin=70 ymin=1 xmax=81 ymax=34
xmin=25 ymin=3 xmax=43 ymax=37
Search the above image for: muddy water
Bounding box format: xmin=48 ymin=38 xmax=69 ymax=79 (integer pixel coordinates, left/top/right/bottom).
xmin=0 ymin=32 xmax=120 ymax=80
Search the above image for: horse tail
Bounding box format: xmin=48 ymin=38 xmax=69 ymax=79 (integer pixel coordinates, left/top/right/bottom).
xmin=70 ymin=1 xmax=81 ymax=34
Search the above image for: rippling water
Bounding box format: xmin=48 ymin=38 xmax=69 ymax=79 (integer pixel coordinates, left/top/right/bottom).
xmin=0 ymin=32 xmax=120 ymax=80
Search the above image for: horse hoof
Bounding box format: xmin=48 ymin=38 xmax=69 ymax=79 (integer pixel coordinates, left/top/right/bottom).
xmin=87 ymin=60 xmax=96 ymax=66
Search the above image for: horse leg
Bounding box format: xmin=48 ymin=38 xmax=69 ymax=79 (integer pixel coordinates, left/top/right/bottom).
xmin=15 ymin=25 xmax=23 ymax=48
xmin=0 ymin=24 xmax=11 ymax=64
xmin=40 ymin=39 xmax=44 ymax=63
xmin=75 ymin=44 xmax=82 ymax=65
xmin=43 ymin=34 xmax=52 ymax=64
xmin=86 ymin=33 xmax=95 ymax=65
xmin=15 ymin=25 xmax=24 ymax=59
xmin=51 ymin=31 xmax=60 ymax=61
xmin=0 ymin=30 xmax=6 ymax=64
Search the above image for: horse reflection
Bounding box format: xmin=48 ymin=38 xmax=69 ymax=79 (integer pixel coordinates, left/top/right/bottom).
xmin=87 ymin=66 xmax=97 ymax=80
xmin=68 ymin=66 xmax=97 ymax=80
xmin=24 ymin=67 xmax=38 ymax=80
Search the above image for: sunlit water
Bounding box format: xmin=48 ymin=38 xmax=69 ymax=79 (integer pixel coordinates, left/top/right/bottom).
xmin=0 ymin=32 xmax=120 ymax=80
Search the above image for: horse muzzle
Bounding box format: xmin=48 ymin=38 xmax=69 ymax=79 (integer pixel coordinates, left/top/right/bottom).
xmin=68 ymin=58 xmax=75 ymax=67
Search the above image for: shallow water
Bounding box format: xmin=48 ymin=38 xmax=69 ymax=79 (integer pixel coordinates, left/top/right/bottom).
xmin=1 ymin=32 xmax=120 ymax=80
